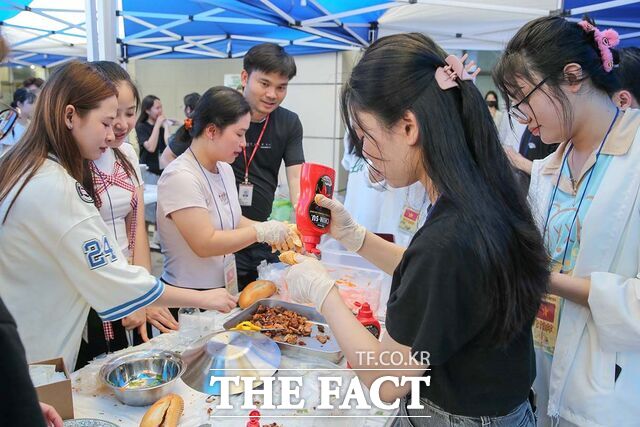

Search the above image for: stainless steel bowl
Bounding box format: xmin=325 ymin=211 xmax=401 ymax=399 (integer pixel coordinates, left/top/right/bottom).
xmin=99 ymin=349 xmax=186 ymax=406
xmin=181 ymin=330 xmax=280 ymax=395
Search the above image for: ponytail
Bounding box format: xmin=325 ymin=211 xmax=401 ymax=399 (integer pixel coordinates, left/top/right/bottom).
xmin=172 ymin=125 xmax=192 ymax=150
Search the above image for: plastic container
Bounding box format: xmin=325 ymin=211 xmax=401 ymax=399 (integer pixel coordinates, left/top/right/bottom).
xmin=319 ymin=237 xmax=379 ymax=271
xmin=295 ymin=162 xmax=335 ymax=254
xmin=326 ymin=263 xmax=384 ymax=316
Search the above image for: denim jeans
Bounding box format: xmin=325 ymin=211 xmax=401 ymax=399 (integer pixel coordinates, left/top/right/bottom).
xmin=392 ymin=395 xmax=535 ymax=427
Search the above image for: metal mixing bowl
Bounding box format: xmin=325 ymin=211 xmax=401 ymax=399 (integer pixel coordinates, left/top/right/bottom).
xmin=99 ymin=349 xmax=186 ymax=406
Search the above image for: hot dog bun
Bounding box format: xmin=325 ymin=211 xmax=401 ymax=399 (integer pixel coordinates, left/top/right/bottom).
xmin=278 ymin=251 xmax=298 ymax=265
xmin=139 ymin=394 xmax=184 ymax=427
xmin=238 ymin=280 xmax=277 ymax=309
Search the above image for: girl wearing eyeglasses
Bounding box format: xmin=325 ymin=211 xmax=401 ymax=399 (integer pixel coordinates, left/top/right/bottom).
xmin=494 ymin=16 xmax=640 ymax=426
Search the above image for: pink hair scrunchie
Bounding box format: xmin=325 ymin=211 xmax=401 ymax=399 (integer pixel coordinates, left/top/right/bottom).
xmin=577 ymin=20 xmax=620 ymax=72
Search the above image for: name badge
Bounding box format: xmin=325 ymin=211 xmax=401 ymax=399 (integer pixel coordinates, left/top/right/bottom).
xmin=239 ymin=183 xmax=254 ymax=207
xmin=398 ymin=205 xmax=420 ymax=234
xmin=224 ymin=255 xmax=239 ymax=295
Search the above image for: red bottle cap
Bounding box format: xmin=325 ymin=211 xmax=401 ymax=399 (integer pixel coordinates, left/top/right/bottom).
xmin=356 ymin=302 xmax=374 ymax=319
xmin=302 ymin=234 xmax=321 ymax=254
xmin=246 ymin=420 xmax=260 ymax=427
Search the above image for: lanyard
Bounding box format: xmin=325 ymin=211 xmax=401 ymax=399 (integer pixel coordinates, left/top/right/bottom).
xmin=242 ymin=114 xmax=270 ymax=183
xmin=93 ymin=164 xmax=118 ymax=241
xmin=405 ymin=184 xmax=428 ymax=211
xmin=542 ymin=108 xmax=619 ymax=273
xmin=189 ymin=148 xmax=235 ymax=232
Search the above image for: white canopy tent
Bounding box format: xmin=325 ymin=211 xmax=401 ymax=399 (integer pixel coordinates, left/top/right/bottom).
xmin=378 ymin=0 xmax=640 ymax=51
xmin=379 ymin=0 xmax=560 ymax=51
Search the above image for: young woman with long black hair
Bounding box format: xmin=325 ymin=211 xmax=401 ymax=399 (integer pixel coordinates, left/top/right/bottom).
xmin=284 ymin=33 xmax=548 ymax=426
xmin=136 ymin=94 xmax=170 ymax=178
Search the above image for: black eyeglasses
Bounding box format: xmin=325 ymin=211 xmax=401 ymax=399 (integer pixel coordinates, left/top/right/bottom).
xmin=508 ymin=76 xmax=550 ymax=122
xmin=0 ymin=108 xmax=19 ymax=141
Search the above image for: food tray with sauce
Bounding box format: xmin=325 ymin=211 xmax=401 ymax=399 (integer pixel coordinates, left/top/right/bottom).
xmin=222 ymin=298 xmax=343 ymax=364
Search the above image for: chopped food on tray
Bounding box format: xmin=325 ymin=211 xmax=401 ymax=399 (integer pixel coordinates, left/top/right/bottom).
xmin=251 ymin=305 xmax=314 ymax=342
xmin=316 ymin=334 xmax=330 ymax=345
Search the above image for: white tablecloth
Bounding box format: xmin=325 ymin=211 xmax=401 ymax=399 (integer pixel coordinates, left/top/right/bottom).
xmin=71 ymin=310 xmax=396 ymax=427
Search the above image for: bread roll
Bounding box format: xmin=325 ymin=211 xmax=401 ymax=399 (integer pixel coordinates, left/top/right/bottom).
xmin=139 ymin=394 xmax=184 ymax=427
xmin=278 ymin=251 xmax=298 ymax=266
xmin=238 ymin=280 xmax=277 ymax=309
xmin=288 ymin=223 xmax=303 ymax=248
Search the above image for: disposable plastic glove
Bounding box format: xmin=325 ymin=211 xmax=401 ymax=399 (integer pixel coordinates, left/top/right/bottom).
xmin=284 ymin=254 xmax=335 ymax=313
xmin=253 ymin=220 xmax=290 ymax=247
xmin=315 ymin=194 xmax=366 ymax=252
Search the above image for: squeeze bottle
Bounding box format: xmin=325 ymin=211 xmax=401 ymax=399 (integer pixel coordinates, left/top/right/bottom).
xmin=295 ymin=162 xmax=335 ymax=255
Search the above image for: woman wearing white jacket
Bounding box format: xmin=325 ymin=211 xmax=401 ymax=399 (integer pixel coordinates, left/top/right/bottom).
xmin=494 ymin=16 xmax=640 ymax=426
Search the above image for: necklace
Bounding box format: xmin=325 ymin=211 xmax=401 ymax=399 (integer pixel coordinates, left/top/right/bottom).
xmin=567 ymin=150 xmax=579 ymax=195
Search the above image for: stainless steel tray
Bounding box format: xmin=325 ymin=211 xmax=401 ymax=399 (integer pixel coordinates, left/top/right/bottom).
xmin=223 ymin=299 xmax=343 ymax=364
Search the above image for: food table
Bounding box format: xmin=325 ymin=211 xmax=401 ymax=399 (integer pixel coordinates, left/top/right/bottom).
xmin=71 ymin=262 xmax=396 ymax=427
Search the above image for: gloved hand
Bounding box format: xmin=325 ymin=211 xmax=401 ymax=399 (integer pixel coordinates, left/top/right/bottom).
xmin=284 ymin=254 xmax=335 ymax=313
xmin=253 ymin=220 xmax=290 ymax=246
xmin=315 ymin=194 xmax=366 ymax=252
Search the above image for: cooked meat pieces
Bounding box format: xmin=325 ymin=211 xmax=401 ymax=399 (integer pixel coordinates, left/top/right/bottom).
xmin=317 ymin=325 xmax=325 ymax=333
xmin=273 ymin=334 xmax=299 ymax=345
xmin=251 ymin=305 xmax=313 ymax=340
xmin=316 ymin=334 xmax=330 ymax=345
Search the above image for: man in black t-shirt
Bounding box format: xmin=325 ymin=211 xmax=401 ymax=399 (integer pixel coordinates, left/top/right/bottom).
xmin=231 ymin=44 xmax=305 ymax=290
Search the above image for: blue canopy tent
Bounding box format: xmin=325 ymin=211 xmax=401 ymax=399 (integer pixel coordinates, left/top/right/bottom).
xmin=0 ymin=0 xmax=639 ymax=67
xmin=118 ymin=0 xmax=393 ymax=61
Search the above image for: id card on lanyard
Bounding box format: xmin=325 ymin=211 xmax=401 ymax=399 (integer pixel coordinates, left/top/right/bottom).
xmin=398 ymin=187 xmax=428 ymax=235
xmin=399 ymin=207 xmax=420 ymax=234
xmin=240 ymin=115 xmax=270 ymax=207
xmin=224 ymin=255 xmax=238 ymax=295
